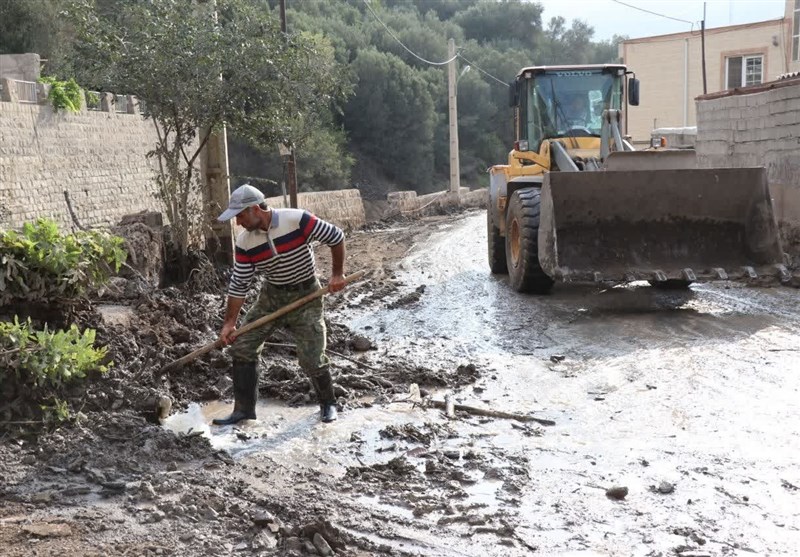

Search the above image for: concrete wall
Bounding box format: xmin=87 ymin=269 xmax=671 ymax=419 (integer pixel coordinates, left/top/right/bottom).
xmin=0 ymin=53 xmax=41 ymax=82
xmin=265 ymin=189 xmax=366 ymax=230
xmin=621 ymin=19 xmax=787 ymax=144
xmin=695 ymin=77 xmax=800 ymax=260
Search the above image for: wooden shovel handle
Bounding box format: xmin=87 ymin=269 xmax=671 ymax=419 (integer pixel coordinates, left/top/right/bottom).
xmin=159 ymin=270 xmax=366 ymax=374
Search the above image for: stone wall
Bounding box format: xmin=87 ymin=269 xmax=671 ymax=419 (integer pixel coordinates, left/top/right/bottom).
xmin=0 ymin=69 xmax=480 ymax=241
xmin=386 ymin=187 xmax=486 ymax=217
xmin=0 ymin=97 xmax=164 ymax=232
xmin=265 ymin=189 xmax=366 ymax=229
xmin=695 ymin=77 xmax=800 ymax=261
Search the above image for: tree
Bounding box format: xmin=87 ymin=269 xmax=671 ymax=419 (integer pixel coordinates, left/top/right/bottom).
xmin=345 ymin=49 xmax=436 ymax=190
xmin=453 ymin=0 xmax=544 ymax=49
xmin=0 ymin=0 xmax=75 ymax=75
xmin=66 ymin=0 xmax=349 ymax=257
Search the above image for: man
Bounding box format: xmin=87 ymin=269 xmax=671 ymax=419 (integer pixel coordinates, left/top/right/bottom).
xmin=213 ymin=184 xmax=346 ymax=425
xmin=563 ymin=93 xmax=590 ymax=130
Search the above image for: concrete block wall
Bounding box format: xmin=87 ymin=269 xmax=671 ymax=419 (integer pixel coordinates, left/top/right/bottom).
xmin=695 ymin=78 xmax=800 ymax=260
xmin=265 ymin=189 xmax=366 ymax=230
xmin=0 ymin=101 xmax=164 ymax=232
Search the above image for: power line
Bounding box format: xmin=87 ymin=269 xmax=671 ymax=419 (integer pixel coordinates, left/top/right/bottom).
xmin=611 ymin=0 xmax=694 ymax=25
xmin=361 ymin=0 xmax=507 ymax=88
xmin=457 ymin=53 xmax=509 ymax=87
xmin=361 ymin=0 xmax=458 ymax=66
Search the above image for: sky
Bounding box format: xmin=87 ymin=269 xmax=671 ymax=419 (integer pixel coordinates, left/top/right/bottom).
xmin=537 ymin=0 xmax=788 ymax=41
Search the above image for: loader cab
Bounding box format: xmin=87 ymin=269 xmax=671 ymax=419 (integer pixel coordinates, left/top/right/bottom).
xmin=512 ymin=65 xmax=628 ymax=152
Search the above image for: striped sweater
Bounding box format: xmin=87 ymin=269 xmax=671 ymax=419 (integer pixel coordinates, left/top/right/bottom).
xmin=228 ymin=208 xmax=344 ymax=298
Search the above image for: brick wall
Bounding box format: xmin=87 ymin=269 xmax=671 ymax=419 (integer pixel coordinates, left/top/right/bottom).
xmin=0 ymin=100 xmax=164 ymax=232
xmin=695 ymin=77 xmax=800 ymax=260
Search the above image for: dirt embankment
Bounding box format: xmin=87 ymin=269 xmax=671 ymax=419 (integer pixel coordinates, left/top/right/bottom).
xmin=0 ymin=212 xmax=488 ymax=556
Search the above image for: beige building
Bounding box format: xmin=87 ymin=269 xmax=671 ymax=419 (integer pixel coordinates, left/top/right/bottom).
xmin=620 ymin=0 xmax=800 ymax=144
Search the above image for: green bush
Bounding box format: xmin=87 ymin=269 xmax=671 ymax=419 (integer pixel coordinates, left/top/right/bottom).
xmin=38 ymin=76 xmax=83 ymax=112
xmin=1 ymin=317 xmax=109 ymax=387
xmin=0 ymin=218 xmax=127 ymax=305
xmin=1 ymin=317 xmax=109 ymax=423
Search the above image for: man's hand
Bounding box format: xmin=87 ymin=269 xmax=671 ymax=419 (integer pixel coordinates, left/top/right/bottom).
xmin=329 ymin=273 xmax=346 ymax=293
xmin=220 ymin=296 xmax=245 ymax=345
xmin=220 ymin=321 xmax=237 ymax=345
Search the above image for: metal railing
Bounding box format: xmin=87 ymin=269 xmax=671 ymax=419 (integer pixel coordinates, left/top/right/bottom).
xmin=115 ymin=94 xmax=128 ymax=113
xmin=16 ymin=80 xmax=38 ymax=103
xmin=85 ymin=90 xmax=101 ymax=111
xmin=0 ymin=80 xmax=143 ymax=115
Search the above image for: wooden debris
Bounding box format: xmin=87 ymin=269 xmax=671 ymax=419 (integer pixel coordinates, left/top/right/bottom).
xmin=426 ymin=399 xmax=555 ymax=426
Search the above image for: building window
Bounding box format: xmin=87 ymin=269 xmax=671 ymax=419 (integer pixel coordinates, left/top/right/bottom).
xmin=794 ymin=0 xmax=800 ymax=61
xmin=726 ymin=55 xmax=763 ymax=88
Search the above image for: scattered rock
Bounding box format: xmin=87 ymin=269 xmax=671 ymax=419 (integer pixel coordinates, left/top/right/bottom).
xmin=139 ymin=481 xmax=157 ymax=500
xmin=657 ymin=481 xmax=675 ymax=494
xmin=606 ymin=486 xmax=629 ymax=500
xmin=31 ymin=490 xmax=57 ymax=504
xmin=284 ymin=537 xmax=304 ymax=552
xmin=253 ymin=511 xmax=275 ymax=527
xmin=22 ymin=523 xmax=73 ymax=538
xmin=312 ymin=532 xmax=334 ymax=556
xmin=268 ymin=517 xmax=284 ymax=534
xmin=302 ymin=539 xmax=318 ymax=554
xmin=252 ymin=530 xmax=278 ymax=550
xmin=203 ymin=506 xmax=219 ymax=520
xmin=350 ymin=335 xmax=373 ymax=351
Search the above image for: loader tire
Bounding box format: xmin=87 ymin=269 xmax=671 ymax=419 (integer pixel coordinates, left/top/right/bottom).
xmin=505 ymin=189 xmax=554 ymax=294
xmin=487 ymin=206 xmax=508 ymax=274
xmin=648 ymin=279 xmax=693 ymax=290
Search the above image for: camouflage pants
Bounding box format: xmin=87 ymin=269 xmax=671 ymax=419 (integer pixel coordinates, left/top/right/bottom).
xmin=228 ymin=277 xmax=329 ymax=374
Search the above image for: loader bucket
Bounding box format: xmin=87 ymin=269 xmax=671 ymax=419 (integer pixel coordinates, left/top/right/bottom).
xmin=538 ymin=167 xmax=788 ymax=284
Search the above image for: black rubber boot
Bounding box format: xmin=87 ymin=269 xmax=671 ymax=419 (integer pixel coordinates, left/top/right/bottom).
xmin=212 ymin=361 xmax=258 ymax=425
xmin=309 ymin=367 xmax=337 ymax=423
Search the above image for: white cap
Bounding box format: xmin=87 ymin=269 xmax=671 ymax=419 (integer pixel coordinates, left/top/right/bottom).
xmin=218 ymin=184 xmax=265 ymax=222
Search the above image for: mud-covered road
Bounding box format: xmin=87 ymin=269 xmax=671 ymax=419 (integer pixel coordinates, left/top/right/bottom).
xmin=332 ymin=211 xmax=800 ymax=555
xmin=2 ymin=210 xmax=799 ymax=556
xmin=199 ymin=211 xmax=800 ymax=556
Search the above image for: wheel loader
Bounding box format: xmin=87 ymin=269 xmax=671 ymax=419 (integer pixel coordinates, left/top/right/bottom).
xmin=488 ymin=64 xmax=789 ymax=293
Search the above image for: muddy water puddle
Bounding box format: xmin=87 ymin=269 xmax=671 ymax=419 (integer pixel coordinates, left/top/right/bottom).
xmin=165 ymin=399 xmax=432 ymax=466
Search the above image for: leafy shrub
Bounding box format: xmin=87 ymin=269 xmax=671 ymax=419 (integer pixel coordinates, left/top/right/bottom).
xmin=1 ymin=317 xmax=109 ymax=386
xmin=0 ymin=218 xmax=127 ymax=305
xmin=0 ymin=317 xmax=109 ymax=423
xmin=38 ymin=76 xmax=83 ymax=112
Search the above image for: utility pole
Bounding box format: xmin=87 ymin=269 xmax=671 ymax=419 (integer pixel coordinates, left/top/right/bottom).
xmin=278 ymin=0 xmax=298 ymax=208
xmin=701 ymin=2 xmax=708 ymax=94
xmin=207 ymin=0 xmax=233 ymax=264
xmin=447 ymin=38 xmax=460 ymax=193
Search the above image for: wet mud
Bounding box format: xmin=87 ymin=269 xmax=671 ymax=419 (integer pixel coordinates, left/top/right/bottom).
xmin=2 ymin=211 xmax=799 ymax=556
